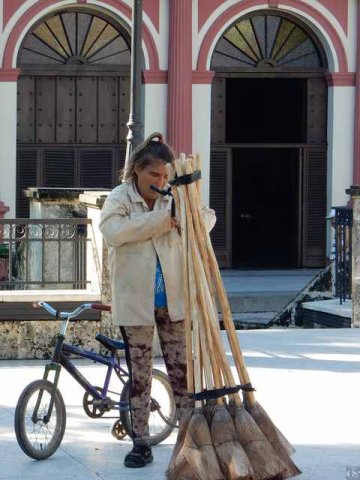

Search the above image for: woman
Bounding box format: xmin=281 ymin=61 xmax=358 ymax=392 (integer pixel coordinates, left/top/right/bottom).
xmin=99 ymin=132 xmax=215 ymax=468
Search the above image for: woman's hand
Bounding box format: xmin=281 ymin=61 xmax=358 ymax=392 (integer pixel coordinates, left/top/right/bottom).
xmin=170 ymin=216 xmax=181 ymax=234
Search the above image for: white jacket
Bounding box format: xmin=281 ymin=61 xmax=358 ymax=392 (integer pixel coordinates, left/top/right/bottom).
xmin=99 ymin=181 xmax=215 ymax=326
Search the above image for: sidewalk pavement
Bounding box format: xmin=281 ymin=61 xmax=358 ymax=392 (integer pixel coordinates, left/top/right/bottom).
xmin=1 ymin=327 xmax=360 ymax=480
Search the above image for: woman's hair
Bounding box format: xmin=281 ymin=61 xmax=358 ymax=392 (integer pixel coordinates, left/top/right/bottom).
xmin=121 ymin=132 xmax=175 ymax=182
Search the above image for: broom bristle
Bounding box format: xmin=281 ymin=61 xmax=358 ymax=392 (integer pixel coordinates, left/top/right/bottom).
xmin=166 ymin=406 xmax=193 ymax=478
xmin=168 ymin=409 xmax=225 ymax=480
xmin=233 ymin=405 xmax=288 ymax=480
xmin=211 ymin=405 xmax=254 ymax=480
xmin=274 ymin=426 xmax=296 ymax=456
xmin=246 ymin=402 xmax=301 ymax=479
xmin=247 ymin=401 xmax=295 ymax=455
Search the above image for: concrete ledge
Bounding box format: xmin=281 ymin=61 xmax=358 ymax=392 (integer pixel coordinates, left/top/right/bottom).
xmin=0 ymin=289 xmax=101 ymax=303
xmin=302 ymin=299 xmax=352 ymax=328
xmin=302 ymin=299 xmax=352 ymax=318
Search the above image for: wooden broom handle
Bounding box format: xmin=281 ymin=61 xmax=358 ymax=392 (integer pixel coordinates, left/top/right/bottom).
xmin=191 ymin=186 xmax=256 ymax=405
xmin=192 ymin=235 xmax=242 ymax=407
xmin=171 ymin=184 xmax=194 ymax=395
xmin=183 ymin=163 xmax=235 ymax=377
xmin=182 ymin=174 xmax=240 ymax=404
xmin=179 ymin=182 xmax=203 ymax=407
xmin=183 ymin=161 xmax=254 ymax=405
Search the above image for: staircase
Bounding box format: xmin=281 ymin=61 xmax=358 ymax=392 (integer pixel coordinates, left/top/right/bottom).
xmin=220 ymin=269 xmax=322 ymax=329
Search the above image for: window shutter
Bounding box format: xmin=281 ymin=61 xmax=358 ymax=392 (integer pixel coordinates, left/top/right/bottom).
xmin=43 ymin=149 xmax=75 ymax=187
xmin=302 ymin=147 xmax=327 ymax=267
xmin=16 ymin=149 xmax=37 ymax=217
xmin=210 ymin=147 xmax=232 ymax=267
xmin=79 ymin=149 xmax=113 ymax=188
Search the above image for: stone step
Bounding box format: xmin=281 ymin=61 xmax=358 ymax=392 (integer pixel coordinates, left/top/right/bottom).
xmin=219 ymin=311 xmax=276 ymax=330
xmin=226 ymin=291 xmax=296 ymax=313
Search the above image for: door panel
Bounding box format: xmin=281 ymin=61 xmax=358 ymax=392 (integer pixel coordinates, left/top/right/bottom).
xmin=302 ymin=146 xmax=327 ymax=267
xmin=119 ymin=76 xmax=130 ymax=142
xmin=36 ymin=76 xmax=56 ymax=143
xmin=80 ymin=149 xmax=113 ymax=187
xmin=17 ymin=76 xmax=35 ymax=144
xmin=16 ymin=149 xmax=37 ymax=217
xmin=56 ymin=77 xmax=76 ymax=143
xmin=18 ymin=75 xmax=129 ymax=145
xmin=211 ymin=77 xmax=226 ymax=145
xmin=210 ymin=147 xmax=232 ymax=267
xmin=307 ymin=78 xmax=327 ymax=144
xmin=43 ymin=149 xmax=75 ymax=187
xmin=77 ymin=76 xmax=97 ymax=143
xmin=98 ymin=77 xmax=119 ymax=143
xmin=16 ymin=146 xmax=125 ymax=216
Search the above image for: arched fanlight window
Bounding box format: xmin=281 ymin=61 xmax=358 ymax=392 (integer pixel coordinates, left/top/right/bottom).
xmin=18 ymin=11 xmax=131 ymax=67
xmin=211 ymin=13 xmax=325 ymax=70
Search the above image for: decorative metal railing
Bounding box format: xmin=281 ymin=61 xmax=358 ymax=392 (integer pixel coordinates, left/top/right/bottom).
xmin=334 ymin=206 xmax=352 ymax=304
xmin=0 ymin=218 xmax=91 ymax=290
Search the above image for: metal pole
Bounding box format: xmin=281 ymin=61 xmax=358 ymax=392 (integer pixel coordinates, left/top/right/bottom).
xmin=125 ymin=0 xmax=144 ymax=169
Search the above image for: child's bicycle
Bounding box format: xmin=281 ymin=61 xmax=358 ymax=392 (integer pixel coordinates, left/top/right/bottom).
xmin=14 ymin=301 xmax=177 ymax=460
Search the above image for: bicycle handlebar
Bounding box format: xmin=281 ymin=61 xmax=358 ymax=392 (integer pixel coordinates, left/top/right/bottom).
xmin=34 ymin=301 xmax=111 ymax=320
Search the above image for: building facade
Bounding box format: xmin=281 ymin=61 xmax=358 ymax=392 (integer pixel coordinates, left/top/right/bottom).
xmin=0 ymin=0 xmax=358 ymax=268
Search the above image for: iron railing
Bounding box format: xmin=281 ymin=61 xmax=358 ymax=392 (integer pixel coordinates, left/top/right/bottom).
xmin=0 ymin=218 xmax=91 ymax=290
xmin=334 ymin=206 xmax=352 ymax=304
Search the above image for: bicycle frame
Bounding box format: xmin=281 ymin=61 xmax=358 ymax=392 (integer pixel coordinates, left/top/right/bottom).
xmin=16 ymin=301 xmax=177 ymax=461
xmin=35 ymin=302 xmax=130 ymax=422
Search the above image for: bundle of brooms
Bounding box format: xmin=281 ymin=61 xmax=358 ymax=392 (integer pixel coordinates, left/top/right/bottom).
xmin=165 ymin=156 xmax=301 ymax=480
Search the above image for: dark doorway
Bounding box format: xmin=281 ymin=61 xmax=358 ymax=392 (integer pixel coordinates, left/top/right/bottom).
xmin=226 ymin=78 xmax=306 ymax=143
xmin=232 ymin=148 xmax=299 ymax=267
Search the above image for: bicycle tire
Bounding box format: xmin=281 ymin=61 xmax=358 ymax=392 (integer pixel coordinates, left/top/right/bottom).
xmin=120 ymin=368 xmax=177 ymax=445
xmin=14 ymin=379 xmax=66 ymax=460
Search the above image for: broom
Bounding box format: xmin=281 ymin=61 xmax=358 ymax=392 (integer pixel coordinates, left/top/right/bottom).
xmin=185 ymin=163 xmax=301 ymax=478
xmin=167 ymin=160 xmax=224 ymax=480
xmin=192 ymin=239 xmax=287 ymax=480
xmin=182 ymin=166 xmax=253 ymax=480
xmin=205 ymin=252 xmax=300 ymax=477
xmin=169 ymin=156 xmax=300 ymax=479
xmin=166 ymin=174 xmax=194 ymax=477
xmin=168 ymin=265 xmax=224 ymax=480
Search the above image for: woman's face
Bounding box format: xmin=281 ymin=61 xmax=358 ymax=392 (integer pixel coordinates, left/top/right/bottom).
xmin=135 ymin=160 xmax=169 ymax=206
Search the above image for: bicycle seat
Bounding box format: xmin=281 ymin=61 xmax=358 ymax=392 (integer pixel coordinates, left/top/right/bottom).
xmin=95 ymin=333 xmax=125 ymax=351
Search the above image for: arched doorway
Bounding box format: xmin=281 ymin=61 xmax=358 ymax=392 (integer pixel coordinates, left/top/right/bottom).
xmin=16 ymin=9 xmax=131 ymax=216
xmin=209 ymin=12 xmax=328 ymax=268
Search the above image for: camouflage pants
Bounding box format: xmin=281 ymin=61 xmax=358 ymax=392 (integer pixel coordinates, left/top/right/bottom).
xmin=121 ymin=308 xmax=188 ymax=446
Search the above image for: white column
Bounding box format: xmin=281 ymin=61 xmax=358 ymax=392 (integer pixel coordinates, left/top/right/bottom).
xmin=327 ymin=86 xmax=355 ymax=208
xmin=192 ymin=83 xmax=212 ymax=204
xmin=0 ymin=81 xmax=17 ymax=216
xmin=143 ymin=83 xmax=168 ymax=138
xmin=326 ymin=85 xmax=355 ymax=258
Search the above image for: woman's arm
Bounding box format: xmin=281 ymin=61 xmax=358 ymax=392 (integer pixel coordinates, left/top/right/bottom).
xmin=99 ymin=191 xmax=172 ymax=247
xmin=201 ymin=205 xmax=216 ymax=232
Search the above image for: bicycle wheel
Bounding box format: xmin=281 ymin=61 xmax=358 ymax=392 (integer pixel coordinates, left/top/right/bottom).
xmin=120 ymin=368 xmax=177 ymax=445
xmin=14 ymin=379 xmax=66 ymax=460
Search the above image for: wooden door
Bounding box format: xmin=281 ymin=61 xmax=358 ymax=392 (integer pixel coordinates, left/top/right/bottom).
xmin=16 ymin=74 xmax=129 ymax=216
xmin=301 ymin=146 xmax=327 ymax=267
xmin=301 ymin=77 xmax=327 ymax=267
xmin=209 ymin=147 xmax=232 ymax=267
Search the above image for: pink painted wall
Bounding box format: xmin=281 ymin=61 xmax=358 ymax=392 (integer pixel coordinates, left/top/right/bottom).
xmin=2 ymin=0 xmax=348 ymax=35
xmin=3 ymin=0 xmax=160 ymax=31
xmin=198 ymin=0 xmax=348 ymax=33
xmin=144 ymin=0 xmax=160 ymax=32
xmin=3 ymin=0 xmax=24 ymax=29
xmin=317 ymin=0 xmax=348 ymax=34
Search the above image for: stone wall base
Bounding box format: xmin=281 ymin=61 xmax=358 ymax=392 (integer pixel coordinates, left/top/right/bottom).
xmin=0 ymin=316 xmax=162 ymax=360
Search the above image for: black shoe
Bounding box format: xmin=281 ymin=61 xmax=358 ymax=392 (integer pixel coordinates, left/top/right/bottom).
xmin=124 ymin=445 xmax=153 ymax=468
